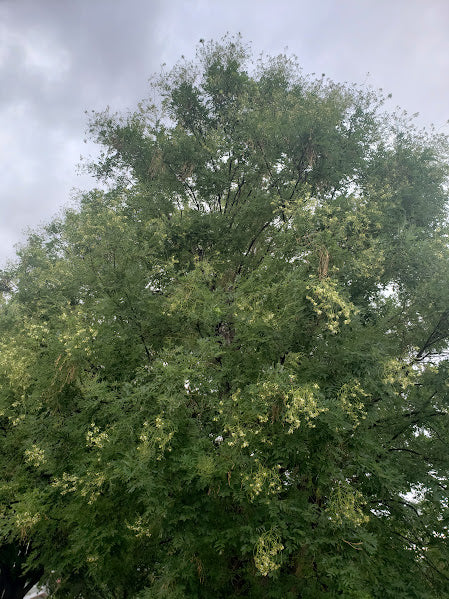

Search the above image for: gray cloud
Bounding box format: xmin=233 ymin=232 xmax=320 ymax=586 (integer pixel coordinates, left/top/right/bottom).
xmin=0 ymin=0 xmax=167 ymax=264
xmin=1 ymin=0 xmax=449 ymax=265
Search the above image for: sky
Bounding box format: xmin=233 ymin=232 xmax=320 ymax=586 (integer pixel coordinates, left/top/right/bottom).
xmin=1 ymin=0 xmax=449 ymax=266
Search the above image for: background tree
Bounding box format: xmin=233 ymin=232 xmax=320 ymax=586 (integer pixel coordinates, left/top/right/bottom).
xmin=1 ymin=36 xmax=449 ymax=598
xmin=0 ymin=541 xmax=43 ymax=599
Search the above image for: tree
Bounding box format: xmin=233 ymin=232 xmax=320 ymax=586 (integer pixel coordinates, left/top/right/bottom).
xmin=0 ymin=541 xmax=43 ymax=599
xmin=1 ymin=35 xmax=449 ymax=597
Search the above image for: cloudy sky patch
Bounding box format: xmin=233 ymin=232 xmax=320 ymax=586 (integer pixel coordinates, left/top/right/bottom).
xmin=1 ymin=0 xmax=448 ymax=265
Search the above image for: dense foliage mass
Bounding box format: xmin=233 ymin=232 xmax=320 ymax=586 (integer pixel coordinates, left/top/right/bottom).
xmin=1 ymin=37 xmax=449 ymax=598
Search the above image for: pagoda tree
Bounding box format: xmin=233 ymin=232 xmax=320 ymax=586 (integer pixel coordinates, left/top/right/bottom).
xmin=1 ymin=36 xmax=449 ymax=598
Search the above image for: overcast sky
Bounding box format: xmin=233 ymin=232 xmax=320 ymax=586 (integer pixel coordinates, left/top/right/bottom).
xmin=1 ymin=0 xmax=448 ymax=266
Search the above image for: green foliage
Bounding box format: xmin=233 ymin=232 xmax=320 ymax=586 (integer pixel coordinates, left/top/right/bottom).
xmin=1 ymin=35 xmax=449 ymax=597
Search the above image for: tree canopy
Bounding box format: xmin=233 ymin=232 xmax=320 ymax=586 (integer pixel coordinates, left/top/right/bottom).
xmin=1 ymin=36 xmax=449 ymax=598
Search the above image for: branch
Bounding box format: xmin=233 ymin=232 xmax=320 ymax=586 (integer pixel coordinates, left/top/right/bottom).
xmin=236 ymin=220 xmax=272 ymax=275
xmin=416 ymin=310 xmax=449 ymax=359
xmin=393 ymin=531 xmax=449 ymax=582
xmin=388 ymin=447 xmax=424 ymax=457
